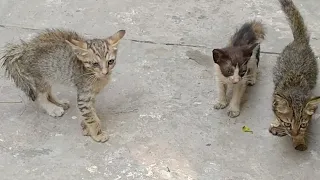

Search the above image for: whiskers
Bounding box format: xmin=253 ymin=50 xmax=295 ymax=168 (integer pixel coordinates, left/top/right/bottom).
xmin=72 ymin=71 xmax=96 ymax=85
xmin=239 ymin=74 xmax=255 ymax=84
xmin=242 ymin=74 xmax=254 ymax=80
xmin=305 ymin=132 xmax=318 ymax=141
xmin=284 ymin=129 xmax=292 ymax=137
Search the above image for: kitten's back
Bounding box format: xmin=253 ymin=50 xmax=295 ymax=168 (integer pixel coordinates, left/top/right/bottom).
xmin=1 ymin=29 xmax=85 ymax=92
xmin=273 ymin=0 xmax=317 ymax=90
xmin=32 ymin=28 xmax=85 ymax=43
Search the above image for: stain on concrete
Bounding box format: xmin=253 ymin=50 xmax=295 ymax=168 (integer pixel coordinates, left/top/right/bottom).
xmin=186 ymin=50 xmax=213 ymax=67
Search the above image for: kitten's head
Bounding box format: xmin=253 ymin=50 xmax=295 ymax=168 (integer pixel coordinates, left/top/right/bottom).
xmin=66 ymin=30 xmax=126 ymax=79
xmin=212 ymin=43 xmax=258 ymax=84
xmin=272 ymin=94 xmax=320 ymax=137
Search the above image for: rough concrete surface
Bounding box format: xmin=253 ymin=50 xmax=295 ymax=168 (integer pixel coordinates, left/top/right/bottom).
xmin=1 ymin=0 xmax=320 ymax=179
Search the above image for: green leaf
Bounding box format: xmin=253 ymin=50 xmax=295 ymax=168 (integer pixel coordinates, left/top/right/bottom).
xmin=242 ymin=126 xmax=253 ymax=134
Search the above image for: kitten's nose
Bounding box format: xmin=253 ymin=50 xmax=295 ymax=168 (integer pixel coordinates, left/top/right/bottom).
xmin=102 ymin=69 xmax=108 ymax=75
xmin=232 ymin=79 xmax=239 ymax=84
xmin=291 ymin=129 xmax=299 ymax=137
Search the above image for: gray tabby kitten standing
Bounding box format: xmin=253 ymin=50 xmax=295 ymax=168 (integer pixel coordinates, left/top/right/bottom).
xmin=269 ymin=0 xmax=320 ymax=151
xmin=212 ymin=21 xmax=266 ymax=118
xmin=1 ymin=29 xmax=126 ymax=143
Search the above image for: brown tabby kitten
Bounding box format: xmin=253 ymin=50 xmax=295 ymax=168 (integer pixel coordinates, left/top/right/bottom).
xmin=1 ymin=29 xmax=126 ymax=143
xmin=269 ymin=0 xmax=319 ymax=151
xmin=212 ymin=20 xmax=266 ymax=118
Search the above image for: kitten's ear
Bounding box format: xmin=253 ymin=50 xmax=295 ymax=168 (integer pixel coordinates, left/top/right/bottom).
xmin=243 ymin=43 xmax=259 ymax=57
xmin=273 ymin=94 xmax=290 ymax=114
xmin=66 ymin=39 xmax=88 ymax=49
xmin=212 ymin=49 xmax=227 ymax=64
xmin=65 ymin=39 xmax=89 ymax=61
xmin=305 ymin=96 xmax=320 ymax=115
xmin=106 ymin=30 xmax=126 ymax=46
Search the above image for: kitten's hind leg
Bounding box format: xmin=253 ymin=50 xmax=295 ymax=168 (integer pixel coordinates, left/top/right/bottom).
xmin=48 ymin=88 xmax=70 ymax=110
xmin=247 ymin=44 xmax=260 ymax=86
xmin=246 ymin=65 xmax=257 ymax=86
xmin=35 ymin=82 xmax=65 ymax=117
xmin=37 ymin=92 xmax=65 ymax=117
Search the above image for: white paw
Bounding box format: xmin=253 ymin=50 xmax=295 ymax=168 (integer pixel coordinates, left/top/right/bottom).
xmin=227 ymin=110 xmax=240 ymax=118
xmin=214 ymin=101 xmax=228 ymax=109
xmin=227 ymin=105 xmax=240 ymax=118
xmin=60 ymin=99 xmax=70 ymax=104
xmin=59 ymin=99 xmax=70 ymax=110
xmin=47 ymin=106 xmax=65 ymax=117
xmin=247 ymin=78 xmax=256 ymax=86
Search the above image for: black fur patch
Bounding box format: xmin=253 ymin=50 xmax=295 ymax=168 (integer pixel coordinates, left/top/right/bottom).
xmin=231 ymin=22 xmax=258 ymax=47
xmin=256 ymin=44 xmax=261 ymax=67
xmin=29 ymin=90 xmax=37 ymax=101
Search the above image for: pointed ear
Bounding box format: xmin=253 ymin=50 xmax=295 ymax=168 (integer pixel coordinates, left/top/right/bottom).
xmin=305 ymin=96 xmax=320 ymax=115
xmin=273 ymin=94 xmax=290 ymax=114
xmin=212 ymin=49 xmax=227 ymax=64
xmin=65 ymin=39 xmax=87 ymax=49
xmin=65 ymin=39 xmax=89 ymax=61
xmin=243 ymin=43 xmax=259 ymax=57
xmin=106 ymin=30 xmax=126 ymax=46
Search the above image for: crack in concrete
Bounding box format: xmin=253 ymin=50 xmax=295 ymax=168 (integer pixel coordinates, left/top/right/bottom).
xmin=0 ymin=23 xmax=281 ymax=55
xmin=128 ymin=38 xmax=281 ymax=55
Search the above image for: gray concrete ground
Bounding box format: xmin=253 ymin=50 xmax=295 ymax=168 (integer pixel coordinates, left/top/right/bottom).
xmin=1 ymin=0 xmax=320 ymax=179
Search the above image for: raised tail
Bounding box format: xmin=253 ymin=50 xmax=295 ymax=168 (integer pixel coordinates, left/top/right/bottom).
xmin=1 ymin=42 xmax=37 ymax=101
xmin=278 ymin=0 xmax=310 ymax=44
xmin=251 ymin=21 xmax=266 ymax=43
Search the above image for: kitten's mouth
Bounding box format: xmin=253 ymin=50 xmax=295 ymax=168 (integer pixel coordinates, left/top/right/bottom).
xmin=95 ymin=73 xmax=109 ymax=79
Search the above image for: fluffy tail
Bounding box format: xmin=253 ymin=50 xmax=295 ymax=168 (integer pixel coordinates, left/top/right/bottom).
xmin=1 ymin=42 xmax=37 ymax=101
xmin=251 ymin=21 xmax=266 ymax=43
xmin=278 ymin=0 xmax=309 ymax=44
xmin=230 ymin=20 xmax=266 ymax=46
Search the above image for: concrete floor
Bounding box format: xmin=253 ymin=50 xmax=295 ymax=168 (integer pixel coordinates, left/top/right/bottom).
xmin=1 ymin=0 xmax=320 ymax=179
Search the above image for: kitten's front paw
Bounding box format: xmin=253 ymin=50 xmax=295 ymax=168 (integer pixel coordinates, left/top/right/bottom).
xmin=81 ymin=121 xmax=109 ymax=142
xmin=214 ymin=102 xmax=228 ymax=109
xmin=268 ymin=125 xmax=287 ymax=137
xmin=81 ymin=121 xmax=90 ymax=136
xmin=295 ymin=144 xmax=308 ymax=151
xmin=247 ymin=79 xmax=256 ymax=86
xmin=91 ymin=131 xmax=109 ymax=143
xmin=48 ymin=106 xmax=65 ymax=117
xmin=59 ymin=99 xmax=70 ymax=110
xmin=227 ymin=110 xmax=240 ymax=118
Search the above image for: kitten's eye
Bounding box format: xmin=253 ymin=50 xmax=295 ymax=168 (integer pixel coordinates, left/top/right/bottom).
xmin=300 ymin=123 xmax=307 ymax=128
xmin=284 ymin=122 xmax=291 ymax=127
xmin=108 ymin=59 xmax=115 ymax=65
xmin=92 ymin=62 xmax=100 ymax=67
xmin=228 ymin=69 xmax=233 ymax=74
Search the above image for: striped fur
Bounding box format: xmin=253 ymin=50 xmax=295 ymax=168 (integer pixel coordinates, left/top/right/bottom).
xmin=1 ymin=28 xmax=125 ymax=143
xmin=269 ymin=0 xmax=318 ymax=151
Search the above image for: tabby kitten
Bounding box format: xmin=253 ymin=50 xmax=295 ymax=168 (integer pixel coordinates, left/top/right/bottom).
xmin=1 ymin=29 xmax=126 ymax=143
xmin=212 ymin=20 xmax=266 ymax=118
xmin=269 ymin=0 xmax=319 ymax=151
